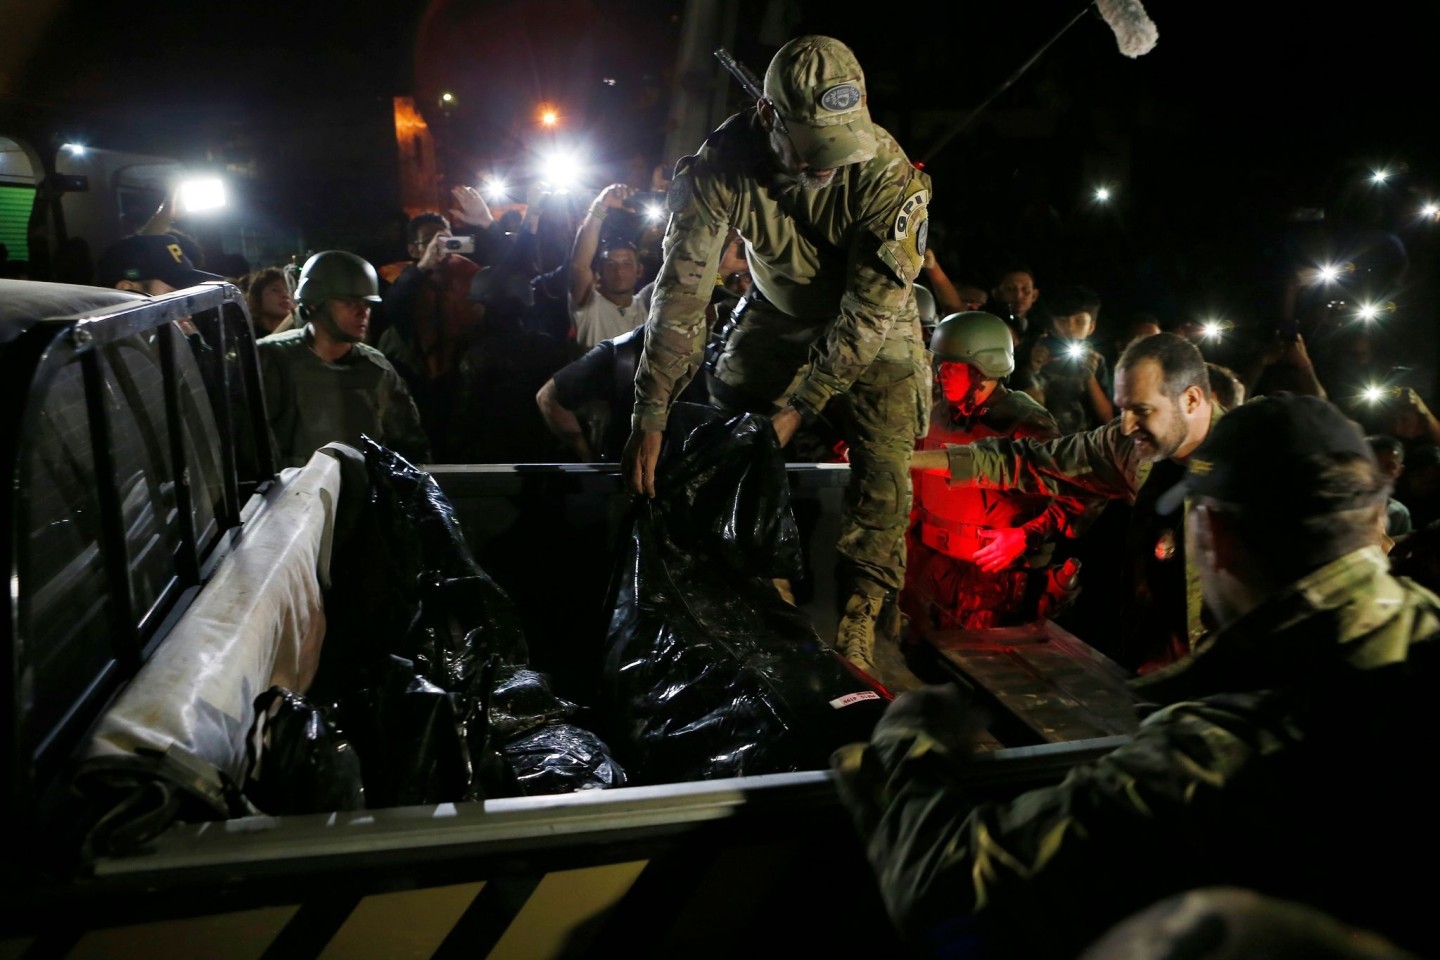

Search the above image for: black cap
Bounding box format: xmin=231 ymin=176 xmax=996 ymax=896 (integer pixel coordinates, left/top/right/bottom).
xmin=96 ymin=234 xmax=222 ymax=289
xmin=1156 ymin=393 xmax=1377 ymax=515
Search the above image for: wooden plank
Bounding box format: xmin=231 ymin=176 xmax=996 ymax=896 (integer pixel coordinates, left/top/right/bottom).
xmin=925 ymin=620 xmax=1142 ymax=744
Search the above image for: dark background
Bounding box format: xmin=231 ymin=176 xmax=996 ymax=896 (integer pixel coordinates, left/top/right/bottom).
xmin=5 ymin=0 xmax=1438 ymax=388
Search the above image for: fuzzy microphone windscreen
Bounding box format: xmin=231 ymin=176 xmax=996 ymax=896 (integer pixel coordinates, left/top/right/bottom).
xmin=1095 ymin=0 xmax=1159 ymax=58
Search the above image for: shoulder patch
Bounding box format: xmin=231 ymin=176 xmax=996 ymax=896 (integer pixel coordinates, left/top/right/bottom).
xmin=875 ymin=178 xmax=930 ymax=283
xmin=666 ymin=168 xmax=695 ymax=214
xmin=892 ymin=186 xmax=929 ymax=253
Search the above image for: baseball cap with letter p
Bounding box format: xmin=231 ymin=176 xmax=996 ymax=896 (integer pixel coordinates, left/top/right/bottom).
xmin=763 ymin=35 xmax=878 ymax=170
xmin=96 ymin=233 xmax=221 ymax=290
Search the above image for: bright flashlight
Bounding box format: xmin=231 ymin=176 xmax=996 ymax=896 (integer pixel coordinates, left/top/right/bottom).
xmin=538 ymin=151 xmax=582 ymax=192
xmin=1363 ymin=385 xmax=1386 ymax=404
xmin=1093 ymin=186 xmax=1111 ymax=203
xmin=62 ymin=143 xmax=86 ymax=156
xmin=1423 ymin=202 xmax=1440 ymax=219
xmin=482 ymin=176 xmax=509 ymax=201
xmin=1357 ymin=301 xmax=1396 ymax=322
xmin=1317 ymin=263 xmax=1341 ymax=283
xmin=177 ymin=177 xmax=226 ymax=212
xmin=1066 ymin=342 xmax=1086 ymax=360
xmin=1371 ymin=169 xmax=1391 ymax=184
xmin=642 ymin=202 xmax=666 ymax=223
xmin=440 ymin=92 xmax=455 ymax=103
xmin=1202 ymin=321 xmax=1223 ymax=340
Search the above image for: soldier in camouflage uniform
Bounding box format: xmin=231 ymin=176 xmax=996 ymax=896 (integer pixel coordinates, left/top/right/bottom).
xmin=835 ymin=393 xmax=1440 ymax=958
xmin=905 ymin=312 xmax=1089 ymax=640
xmin=910 ymin=331 xmax=1217 ymax=673
xmin=623 ymin=36 xmax=933 ymax=671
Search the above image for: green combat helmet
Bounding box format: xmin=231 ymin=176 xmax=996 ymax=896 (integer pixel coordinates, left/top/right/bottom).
xmin=914 ymin=283 xmax=938 ymax=332
xmin=294 ymin=251 xmax=382 ymax=315
xmin=930 ymin=311 xmax=1014 ymax=380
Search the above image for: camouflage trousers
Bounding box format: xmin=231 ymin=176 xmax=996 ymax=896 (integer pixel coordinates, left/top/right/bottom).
xmin=709 ymin=299 xmax=931 ymax=599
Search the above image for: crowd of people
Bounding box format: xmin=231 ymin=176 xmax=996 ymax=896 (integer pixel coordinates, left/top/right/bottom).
xmin=73 ymin=31 xmax=1440 ymax=958
xmin=82 ymin=70 xmax=1440 ymax=672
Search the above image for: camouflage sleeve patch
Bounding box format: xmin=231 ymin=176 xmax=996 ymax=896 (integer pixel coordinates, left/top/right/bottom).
xmin=666 ymin=156 xmax=696 ymax=214
xmin=876 ymin=184 xmax=929 ymax=283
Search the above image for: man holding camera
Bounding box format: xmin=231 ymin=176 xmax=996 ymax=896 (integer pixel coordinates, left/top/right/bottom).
xmin=623 ymin=36 xmax=932 ymax=672
xmin=381 ymin=210 xmax=483 ymax=379
xmin=380 ymin=196 xmax=502 ymax=456
xmin=568 ymin=183 xmax=649 ymax=352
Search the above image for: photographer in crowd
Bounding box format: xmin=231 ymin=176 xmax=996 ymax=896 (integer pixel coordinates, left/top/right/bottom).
xmin=568 ymin=183 xmax=651 ymax=352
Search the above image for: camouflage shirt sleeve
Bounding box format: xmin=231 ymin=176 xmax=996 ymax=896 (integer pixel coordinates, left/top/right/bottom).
xmin=830 ymin=691 xmax=1284 ymax=957
xmin=944 ymin=417 xmax=1143 ymax=502
xmin=631 ymin=154 xmax=732 ymax=433
xmin=990 ymin=391 xmax=1102 ymax=545
xmin=789 ymin=161 xmax=932 ymax=418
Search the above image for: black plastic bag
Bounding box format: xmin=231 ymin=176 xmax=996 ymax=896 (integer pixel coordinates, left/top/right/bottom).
xmin=489 ymin=666 xmax=581 ymax=740
xmin=314 ymin=441 xmax=619 ymax=804
xmin=244 ymin=686 xmax=364 ymax=815
xmin=404 ymin=575 xmax=529 ymax=696
xmin=336 ymin=655 xmax=514 ymax=806
xmin=497 ymin=723 xmax=628 ymax=795
xmin=601 ymin=404 xmax=889 ymax=785
xmin=346 ymin=437 xmax=529 ymax=674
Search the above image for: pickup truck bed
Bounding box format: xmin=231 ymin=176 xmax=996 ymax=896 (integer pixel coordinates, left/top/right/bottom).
xmin=0 ymin=279 xmax=1134 ymax=958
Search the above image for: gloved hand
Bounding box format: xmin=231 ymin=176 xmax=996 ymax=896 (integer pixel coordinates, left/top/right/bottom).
xmin=832 ymin=683 xmax=990 ymax=838
xmin=873 ymin=682 xmax=990 ymax=758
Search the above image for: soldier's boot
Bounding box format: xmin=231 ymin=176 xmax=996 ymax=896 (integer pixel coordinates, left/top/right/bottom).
xmin=836 ymin=593 xmax=886 ymax=675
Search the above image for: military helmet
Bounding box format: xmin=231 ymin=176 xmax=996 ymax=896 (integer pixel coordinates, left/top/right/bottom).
xmin=913 ymin=283 xmax=938 ymax=330
xmin=294 ymin=251 xmax=382 ymax=308
xmin=930 ymin=311 xmax=1014 ymax=379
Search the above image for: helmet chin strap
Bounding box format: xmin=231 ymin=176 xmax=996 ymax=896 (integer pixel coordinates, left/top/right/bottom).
xmin=310 ymin=302 xmax=362 ymax=344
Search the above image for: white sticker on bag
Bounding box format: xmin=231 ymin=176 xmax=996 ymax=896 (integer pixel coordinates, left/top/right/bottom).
xmin=830 ymin=690 xmax=883 ymax=708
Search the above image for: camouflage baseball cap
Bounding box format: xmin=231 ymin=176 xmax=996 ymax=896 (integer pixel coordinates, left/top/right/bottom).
xmin=763 ymin=36 xmax=878 ymax=169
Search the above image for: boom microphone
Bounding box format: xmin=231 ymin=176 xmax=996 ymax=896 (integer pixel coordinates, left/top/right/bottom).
xmin=1095 ymin=0 xmax=1159 ymax=58
xmin=919 ymin=0 xmax=1160 ymax=164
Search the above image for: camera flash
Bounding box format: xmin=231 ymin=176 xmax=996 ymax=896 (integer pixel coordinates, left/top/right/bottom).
xmin=178 ymin=177 xmax=226 ymax=212
xmin=1066 ymin=343 xmax=1086 ymax=359
xmin=1202 ymin=322 xmax=1223 ymax=339
xmin=1363 ymin=385 xmax=1385 ymax=403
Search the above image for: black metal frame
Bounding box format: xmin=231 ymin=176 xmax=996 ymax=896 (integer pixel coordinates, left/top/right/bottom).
xmin=1 ymin=281 xmax=271 ymax=846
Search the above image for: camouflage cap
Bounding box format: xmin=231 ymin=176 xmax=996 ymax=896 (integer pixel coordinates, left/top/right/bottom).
xmin=763 ymin=36 xmax=877 ymax=169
